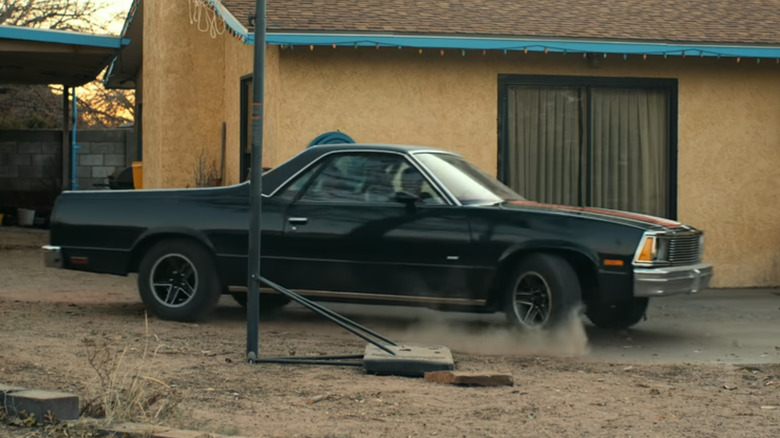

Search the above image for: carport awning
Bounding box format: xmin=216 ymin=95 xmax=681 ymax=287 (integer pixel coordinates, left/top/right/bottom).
xmin=0 ymin=25 xmax=129 ymax=87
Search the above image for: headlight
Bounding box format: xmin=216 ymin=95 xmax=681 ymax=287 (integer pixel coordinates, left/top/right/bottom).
xmin=634 ymin=233 xmax=669 ymax=265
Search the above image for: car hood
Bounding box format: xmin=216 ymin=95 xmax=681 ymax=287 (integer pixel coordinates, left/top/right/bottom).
xmin=499 ymin=200 xmax=689 ymax=231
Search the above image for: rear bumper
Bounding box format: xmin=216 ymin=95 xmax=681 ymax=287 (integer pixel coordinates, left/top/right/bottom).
xmin=42 ymin=245 xmax=63 ymax=269
xmin=634 ymin=263 xmax=713 ymax=297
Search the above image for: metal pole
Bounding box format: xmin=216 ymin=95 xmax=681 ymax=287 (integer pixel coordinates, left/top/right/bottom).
xmin=70 ymin=87 xmax=79 ymax=190
xmin=61 ymin=86 xmax=69 ymax=191
xmin=246 ymin=0 xmax=266 ymax=362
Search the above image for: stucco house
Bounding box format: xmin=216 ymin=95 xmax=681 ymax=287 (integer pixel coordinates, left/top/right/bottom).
xmin=105 ymin=0 xmax=780 ymax=288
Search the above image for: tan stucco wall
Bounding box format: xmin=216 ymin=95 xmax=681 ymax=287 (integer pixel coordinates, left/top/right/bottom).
xmin=143 ymin=1 xmax=226 ymax=188
xmin=143 ymin=10 xmax=779 ymax=287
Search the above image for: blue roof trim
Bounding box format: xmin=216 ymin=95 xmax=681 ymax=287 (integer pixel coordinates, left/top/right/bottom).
xmin=248 ymin=32 xmax=780 ymax=60
xmin=0 ymin=24 xmax=128 ymax=49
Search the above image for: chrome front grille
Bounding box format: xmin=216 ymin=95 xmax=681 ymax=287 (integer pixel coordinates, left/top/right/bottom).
xmin=663 ymin=233 xmax=702 ymax=266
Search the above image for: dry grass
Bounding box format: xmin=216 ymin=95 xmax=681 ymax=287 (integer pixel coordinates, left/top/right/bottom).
xmin=79 ymin=314 xmax=181 ymax=425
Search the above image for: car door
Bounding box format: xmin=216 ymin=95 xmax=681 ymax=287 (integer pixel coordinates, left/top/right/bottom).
xmin=271 ymin=151 xmax=478 ymax=302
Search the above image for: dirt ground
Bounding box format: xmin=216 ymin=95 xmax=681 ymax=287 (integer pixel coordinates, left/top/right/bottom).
xmin=1 ymin=226 xmax=779 ymax=437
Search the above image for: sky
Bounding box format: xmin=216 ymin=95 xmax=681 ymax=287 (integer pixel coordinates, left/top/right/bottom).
xmin=97 ymin=0 xmax=135 ymax=34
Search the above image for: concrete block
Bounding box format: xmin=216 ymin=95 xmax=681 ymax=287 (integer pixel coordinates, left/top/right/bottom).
xmin=5 ymin=389 xmax=79 ymax=421
xmin=79 ymin=154 xmax=103 ymax=166
xmin=41 ymin=141 xmax=61 ymax=154
xmin=91 ymin=165 xmax=116 ymax=179
xmin=10 ymin=154 xmax=31 ymax=166
xmin=91 ymin=142 xmax=116 ymax=154
xmin=0 ymin=142 xmax=16 ymax=154
xmin=363 ymin=343 xmax=454 ymax=377
xmin=0 ymin=383 xmax=26 ymax=398
xmin=18 ymin=142 xmax=42 ymax=154
xmin=77 ymin=142 xmax=91 ymax=154
xmin=76 ymin=165 xmax=92 ymax=178
xmin=105 ymin=154 xmax=127 ymax=167
xmin=18 ymin=165 xmax=43 ymax=178
xmin=32 ymin=153 xmax=56 ymax=167
xmin=0 ymin=166 xmax=19 ymax=178
xmin=424 ymin=371 xmax=514 ymax=387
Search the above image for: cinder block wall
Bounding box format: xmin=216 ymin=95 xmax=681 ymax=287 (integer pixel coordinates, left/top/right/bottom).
xmin=0 ymin=128 xmax=134 ymax=193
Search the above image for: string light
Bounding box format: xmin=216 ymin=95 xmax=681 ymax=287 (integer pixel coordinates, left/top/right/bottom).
xmin=736 ymin=57 xmax=741 ymax=63
xmin=524 ymin=48 xmax=529 ymax=54
xmin=309 ymin=45 xmax=314 ymax=51
xmin=376 ymin=44 xmax=380 ymax=50
xmin=623 ymin=54 xmax=627 ymax=60
xmin=418 ymin=48 xmax=423 ymax=55
xmin=461 ymin=49 xmax=466 ymax=56
xmin=482 ymin=50 xmax=486 ymax=56
xmin=643 ymin=54 xmax=647 ymax=60
xmin=544 ymin=48 xmax=548 ymax=54
xmin=440 ymin=49 xmax=445 ymax=56
xmin=332 ymin=43 xmax=336 ymax=49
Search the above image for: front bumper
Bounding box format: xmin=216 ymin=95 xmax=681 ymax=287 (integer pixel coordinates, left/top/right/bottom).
xmin=634 ymin=263 xmax=713 ymax=297
xmin=42 ymin=245 xmax=63 ymax=268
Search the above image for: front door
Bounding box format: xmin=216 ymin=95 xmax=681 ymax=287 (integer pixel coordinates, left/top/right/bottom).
xmin=271 ymin=152 xmax=476 ymax=302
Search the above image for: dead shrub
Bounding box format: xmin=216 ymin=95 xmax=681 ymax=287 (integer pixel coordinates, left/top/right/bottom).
xmin=79 ymin=314 xmax=181 ymax=425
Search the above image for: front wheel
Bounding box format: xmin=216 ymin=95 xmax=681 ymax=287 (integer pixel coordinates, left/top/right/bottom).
xmin=585 ymin=297 xmax=649 ymax=329
xmin=503 ymin=254 xmax=582 ymax=329
xmin=138 ymin=239 xmax=222 ymax=322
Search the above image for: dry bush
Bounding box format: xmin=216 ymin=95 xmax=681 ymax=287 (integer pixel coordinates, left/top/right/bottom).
xmin=79 ymin=315 xmax=181 ymax=425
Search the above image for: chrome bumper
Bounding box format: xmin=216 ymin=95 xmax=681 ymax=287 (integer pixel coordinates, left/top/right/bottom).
xmin=42 ymin=245 xmax=63 ymax=268
xmin=634 ymin=263 xmax=713 ymax=297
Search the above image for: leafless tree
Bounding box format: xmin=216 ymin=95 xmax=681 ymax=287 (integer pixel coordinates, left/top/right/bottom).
xmin=0 ymin=0 xmax=111 ymax=33
xmin=0 ymin=0 xmax=134 ymax=128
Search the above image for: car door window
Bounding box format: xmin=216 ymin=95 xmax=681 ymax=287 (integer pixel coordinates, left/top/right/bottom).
xmin=289 ymin=153 xmax=442 ymax=204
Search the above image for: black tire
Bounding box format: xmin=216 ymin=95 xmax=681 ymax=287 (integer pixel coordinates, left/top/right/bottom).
xmin=503 ymin=254 xmax=582 ymax=329
xmin=230 ymin=292 xmax=290 ymax=314
xmin=586 ymin=297 xmax=649 ymax=329
xmin=137 ymin=239 xmax=222 ymax=322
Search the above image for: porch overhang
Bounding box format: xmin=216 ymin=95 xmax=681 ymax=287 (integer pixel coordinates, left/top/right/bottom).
xmin=0 ymin=25 xmax=129 ymax=87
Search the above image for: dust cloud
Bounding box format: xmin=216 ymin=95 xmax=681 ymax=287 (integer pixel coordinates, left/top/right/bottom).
xmin=391 ymin=308 xmax=589 ymax=357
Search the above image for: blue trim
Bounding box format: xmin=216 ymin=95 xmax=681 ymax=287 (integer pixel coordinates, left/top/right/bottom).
xmin=0 ymin=24 xmax=128 ymax=49
xmin=247 ymin=32 xmax=780 ymax=60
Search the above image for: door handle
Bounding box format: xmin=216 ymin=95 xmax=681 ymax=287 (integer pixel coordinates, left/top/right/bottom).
xmin=288 ymin=217 xmax=309 ymax=225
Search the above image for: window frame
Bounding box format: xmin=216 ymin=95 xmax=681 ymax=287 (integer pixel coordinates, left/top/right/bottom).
xmin=497 ymin=74 xmax=679 ymax=219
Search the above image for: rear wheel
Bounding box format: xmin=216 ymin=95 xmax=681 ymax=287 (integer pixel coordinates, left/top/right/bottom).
xmin=586 ymin=297 xmax=649 ymax=329
xmin=503 ymin=254 xmax=582 ymax=329
xmin=137 ymin=239 xmax=222 ymax=322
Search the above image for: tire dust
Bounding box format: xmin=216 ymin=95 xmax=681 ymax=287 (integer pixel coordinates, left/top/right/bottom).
xmin=392 ymin=308 xmax=588 ymax=357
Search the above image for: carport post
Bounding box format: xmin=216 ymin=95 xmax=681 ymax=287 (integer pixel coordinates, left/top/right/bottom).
xmin=61 ymin=86 xmax=70 ymax=190
xmin=246 ymin=0 xmax=266 ymax=362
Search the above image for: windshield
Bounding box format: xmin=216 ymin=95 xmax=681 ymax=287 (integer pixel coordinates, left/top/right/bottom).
xmin=415 ymin=153 xmax=524 ymax=205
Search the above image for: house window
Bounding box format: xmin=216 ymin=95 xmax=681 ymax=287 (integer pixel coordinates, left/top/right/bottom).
xmin=498 ymin=75 xmax=678 ymax=218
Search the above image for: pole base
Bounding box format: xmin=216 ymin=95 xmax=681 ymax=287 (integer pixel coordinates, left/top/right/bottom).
xmin=363 ymin=343 xmax=454 ymax=377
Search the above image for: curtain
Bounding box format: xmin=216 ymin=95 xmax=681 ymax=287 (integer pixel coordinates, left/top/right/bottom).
xmin=507 ymin=87 xmax=582 ymax=205
xmin=590 ymin=89 xmax=668 ymax=217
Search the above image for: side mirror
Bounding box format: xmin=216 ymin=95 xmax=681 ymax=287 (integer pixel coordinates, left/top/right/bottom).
xmin=393 ymin=191 xmax=420 ymax=205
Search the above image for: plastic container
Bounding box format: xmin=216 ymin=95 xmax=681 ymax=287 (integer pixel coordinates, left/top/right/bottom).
xmin=132 ymin=161 xmax=143 ymax=189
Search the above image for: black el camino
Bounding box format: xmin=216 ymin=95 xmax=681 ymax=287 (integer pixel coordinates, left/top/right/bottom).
xmin=43 ymin=144 xmax=713 ymax=329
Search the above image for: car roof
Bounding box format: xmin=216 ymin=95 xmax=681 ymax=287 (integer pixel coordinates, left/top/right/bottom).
xmin=304 ymin=143 xmax=455 ymax=155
